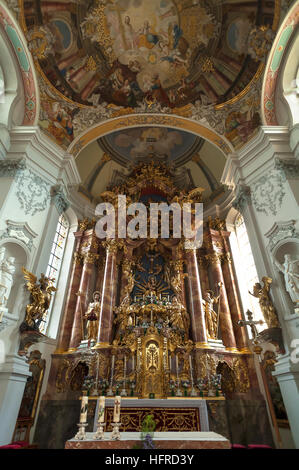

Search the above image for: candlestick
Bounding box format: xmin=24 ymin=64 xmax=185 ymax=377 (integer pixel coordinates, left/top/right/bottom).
xmin=189 ymin=355 xmax=197 ymax=397
xmin=175 ymin=354 xmax=182 ymax=397
xmin=121 ymin=357 xmax=127 ymax=396
xmin=132 ymin=353 xmax=135 ymax=372
xmin=94 ymin=354 xmax=100 ymax=395
xmin=107 ymin=354 xmax=115 ymax=396
xmin=113 ymin=396 xmax=121 ymax=423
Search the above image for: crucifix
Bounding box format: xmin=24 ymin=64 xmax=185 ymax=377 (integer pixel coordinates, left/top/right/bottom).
xmin=238 ymin=310 xmax=264 ymax=343
xmin=108 ymin=3 xmax=128 ymax=50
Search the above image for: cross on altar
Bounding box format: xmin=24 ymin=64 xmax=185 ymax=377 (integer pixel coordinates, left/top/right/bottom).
xmin=238 ymin=310 xmax=264 ymax=342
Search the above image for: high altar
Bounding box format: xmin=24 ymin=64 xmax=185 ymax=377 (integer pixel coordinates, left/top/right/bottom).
xmin=35 ymin=162 xmax=273 ymax=448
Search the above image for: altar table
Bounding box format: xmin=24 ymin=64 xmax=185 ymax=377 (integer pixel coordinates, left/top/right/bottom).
xmin=65 ymin=431 xmax=230 ymax=449
xmin=92 ymin=398 xmax=212 ymax=432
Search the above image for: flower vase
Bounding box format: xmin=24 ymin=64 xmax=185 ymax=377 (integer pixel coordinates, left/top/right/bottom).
xmin=184 ymin=388 xmax=188 ymax=397
xmin=130 ymin=389 xmax=134 ymax=397
xmin=171 ymin=389 xmax=175 ymax=397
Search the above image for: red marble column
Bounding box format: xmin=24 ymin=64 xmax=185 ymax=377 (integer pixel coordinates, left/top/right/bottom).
xmin=185 ymin=249 xmax=208 ymax=346
xmin=95 ymin=242 xmax=118 ymax=347
xmin=197 ymin=254 xmax=210 ymax=297
xmin=221 ymin=234 xmax=249 ymax=351
xmin=55 ymin=232 xmax=83 ymax=353
xmin=206 ymin=252 xmax=237 ymax=351
xmin=68 ymin=252 xmax=98 ymax=351
xmin=95 ymin=254 xmax=106 ymax=293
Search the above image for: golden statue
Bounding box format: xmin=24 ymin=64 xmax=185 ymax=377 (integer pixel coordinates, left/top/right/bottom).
xmin=249 ymin=277 xmax=280 ymax=328
xmin=84 ymin=291 xmax=101 ymax=341
xmin=203 ymin=290 xmax=220 ymax=339
xmin=169 ymin=296 xmax=190 ymax=337
xmin=22 ymin=268 xmax=57 ymax=329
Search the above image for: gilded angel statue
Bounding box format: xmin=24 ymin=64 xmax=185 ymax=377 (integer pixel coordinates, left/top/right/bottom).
xmin=22 ymin=267 xmax=57 ymax=329
xmin=249 ymin=276 xmax=280 ymax=329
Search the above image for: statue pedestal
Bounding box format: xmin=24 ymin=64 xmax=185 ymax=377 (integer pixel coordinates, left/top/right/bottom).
xmin=207 ymin=339 xmax=225 ymax=350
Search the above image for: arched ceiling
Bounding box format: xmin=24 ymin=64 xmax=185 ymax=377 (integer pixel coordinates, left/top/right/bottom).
xmin=76 ymin=128 xmax=226 ymax=203
xmin=18 ymin=0 xmax=282 ymax=155
xmin=21 ymin=0 xmax=276 ymax=109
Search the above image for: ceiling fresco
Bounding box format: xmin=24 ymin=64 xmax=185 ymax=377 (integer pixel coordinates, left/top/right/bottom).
xmin=98 ymin=127 xmax=202 ymax=166
xmin=18 ymin=0 xmax=281 ymax=151
xmin=76 ymin=135 xmax=226 ymax=203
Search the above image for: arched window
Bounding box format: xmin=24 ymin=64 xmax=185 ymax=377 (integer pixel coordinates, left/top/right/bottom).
xmin=39 ymin=214 xmax=69 ymax=334
xmin=229 ymin=214 xmax=264 ymax=336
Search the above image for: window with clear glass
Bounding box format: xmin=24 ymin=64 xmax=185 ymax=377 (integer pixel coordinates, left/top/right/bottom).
xmin=39 ymin=214 xmax=69 ymax=333
xmin=230 ymin=214 xmax=264 ymax=336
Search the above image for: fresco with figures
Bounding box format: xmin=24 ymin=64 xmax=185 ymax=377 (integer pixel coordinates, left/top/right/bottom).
xmin=19 ymin=0 xmax=280 ymax=150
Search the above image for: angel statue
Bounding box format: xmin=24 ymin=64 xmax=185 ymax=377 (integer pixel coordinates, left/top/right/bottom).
xmin=249 ymin=277 xmax=280 ymax=329
xmin=22 ymin=268 xmax=57 ymax=330
xmin=84 ymin=291 xmax=101 ymax=342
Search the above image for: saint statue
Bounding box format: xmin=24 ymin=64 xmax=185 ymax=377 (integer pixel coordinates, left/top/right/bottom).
xmin=249 ymin=277 xmax=280 ymax=328
xmin=169 ymin=295 xmax=190 ymax=336
xmin=0 ymin=248 xmax=16 ymax=308
xmin=275 ymin=254 xmax=299 ymax=304
xmin=203 ymin=290 xmax=220 ymax=340
xmin=84 ymin=291 xmax=101 ymax=341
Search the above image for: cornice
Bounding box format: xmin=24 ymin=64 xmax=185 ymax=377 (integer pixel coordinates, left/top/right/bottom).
xmin=7 ymin=126 xmax=81 ymax=185
xmin=221 ymin=126 xmax=294 ymax=187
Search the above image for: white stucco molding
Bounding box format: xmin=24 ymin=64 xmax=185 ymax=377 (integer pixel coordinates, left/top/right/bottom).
xmin=221 ymin=126 xmax=294 ymax=188
xmin=6 ymin=126 xmax=81 ymax=187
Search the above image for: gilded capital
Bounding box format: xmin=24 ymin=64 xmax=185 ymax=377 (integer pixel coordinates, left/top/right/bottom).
xmin=73 ymin=252 xmax=82 ymax=265
xmin=205 ymin=253 xmax=220 ymax=266
xmin=84 ymin=252 xmax=99 ymax=264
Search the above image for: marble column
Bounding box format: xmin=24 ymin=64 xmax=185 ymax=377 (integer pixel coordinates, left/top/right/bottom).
xmin=197 ymin=254 xmax=210 ymax=297
xmin=95 ymin=242 xmax=118 ymax=347
xmin=221 ymin=234 xmax=249 ymax=351
xmin=55 ymin=233 xmax=83 ymax=353
xmin=206 ymin=252 xmax=237 ymax=351
xmin=68 ymin=252 xmax=98 ymax=351
xmin=185 ymin=249 xmax=208 ymax=346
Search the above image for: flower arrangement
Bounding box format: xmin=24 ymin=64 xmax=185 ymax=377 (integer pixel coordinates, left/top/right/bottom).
xmin=196 ymin=377 xmax=207 ymax=397
xmin=210 ymin=373 xmax=222 ymax=396
xmin=82 ymin=375 xmax=94 ymax=395
xmin=181 ymin=379 xmax=190 ymax=396
xmin=128 ymin=380 xmax=136 ymax=396
xmin=169 ymin=379 xmax=176 ymax=396
xmin=98 ymin=378 xmax=109 ymax=395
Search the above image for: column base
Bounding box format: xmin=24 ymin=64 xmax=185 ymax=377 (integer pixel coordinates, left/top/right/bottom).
xmin=238 ymin=347 xmax=253 ymax=354
xmin=92 ymin=342 xmax=111 ymax=350
xmin=194 ymin=342 xmax=211 ymax=349
xmin=66 ymin=347 xmax=77 ymax=353
xmin=225 ymin=347 xmax=239 ymax=353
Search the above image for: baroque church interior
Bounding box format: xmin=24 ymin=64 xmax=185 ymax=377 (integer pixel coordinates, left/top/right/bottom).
xmin=0 ymin=0 xmax=298 ymax=450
